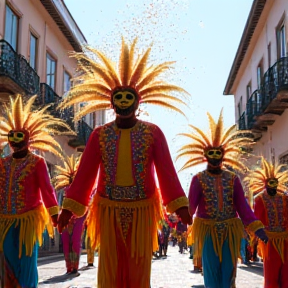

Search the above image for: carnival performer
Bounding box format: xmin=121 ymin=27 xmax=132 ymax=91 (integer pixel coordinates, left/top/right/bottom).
xmin=53 ymin=153 xmax=85 ymax=276
xmin=177 ymin=110 xmax=268 ymax=288
xmin=244 ymin=157 xmax=288 ymax=287
xmin=0 ymin=94 xmax=73 ymax=287
xmin=57 ymin=37 xmax=191 ymax=288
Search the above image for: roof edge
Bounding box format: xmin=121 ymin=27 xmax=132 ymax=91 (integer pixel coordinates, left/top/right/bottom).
xmin=223 ymin=0 xmax=266 ymax=95
xmin=40 ymin=0 xmax=87 ymax=52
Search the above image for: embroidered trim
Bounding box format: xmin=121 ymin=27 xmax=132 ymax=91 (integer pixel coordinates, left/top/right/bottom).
xmin=247 ymin=220 xmax=264 ymax=233
xmin=62 ymin=198 xmax=87 ymax=217
xmin=48 ymin=206 xmax=59 ymax=216
xmin=166 ymin=196 xmax=188 ymax=213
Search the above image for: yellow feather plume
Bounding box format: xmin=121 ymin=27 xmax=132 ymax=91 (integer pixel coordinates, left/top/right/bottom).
xmin=244 ymin=157 xmax=288 ymax=196
xmin=0 ymin=94 xmax=75 ymax=155
xmin=59 ymin=37 xmax=188 ymax=119
xmin=52 ymin=153 xmax=82 ymax=191
xmin=177 ymin=109 xmax=253 ymax=171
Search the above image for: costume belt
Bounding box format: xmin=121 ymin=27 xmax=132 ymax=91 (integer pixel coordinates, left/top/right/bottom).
xmin=106 ymin=185 xmax=146 ymax=201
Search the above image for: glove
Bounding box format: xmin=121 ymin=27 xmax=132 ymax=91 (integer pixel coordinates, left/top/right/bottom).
xmin=51 ymin=214 xmax=58 ymax=227
xmin=255 ymin=228 xmax=268 ymax=244
xmin=175 ymin=207 xmax=192 ymax=225
xmin=57 ymin=209 xmax=73 ymax=233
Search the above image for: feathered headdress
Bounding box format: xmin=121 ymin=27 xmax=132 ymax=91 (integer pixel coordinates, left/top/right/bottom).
xmin=0 ymin=94 xmax=75 ymax=157
xmin=177 ymin=109 xmax=254 ymax=172
xmin=59 ymin=37 xmax=188 ymax=119
xmin=52 ymin=153 xmax=81 ymax=191
xmin=244 ymin=157 xmax=288 ymax=196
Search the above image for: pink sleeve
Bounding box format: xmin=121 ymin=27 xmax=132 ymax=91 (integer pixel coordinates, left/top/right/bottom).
xmin=153 ymin=126 xmax=186 ymax=205
xmin=188 ymin=175 xmax=202 ymax=216
xmin=36 ymin=158 xmax=58 ymax=209
xmin=233 ymin=176 xmax=258 ymax=226
xmin=65 ymin=129 xmax=101 ymax=206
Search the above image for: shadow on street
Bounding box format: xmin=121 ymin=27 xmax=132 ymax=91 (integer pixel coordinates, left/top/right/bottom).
xmin=238 ymin=262 xmax=263 ymax=277
xmin=38 ymin=273 xmax=80 ymax=284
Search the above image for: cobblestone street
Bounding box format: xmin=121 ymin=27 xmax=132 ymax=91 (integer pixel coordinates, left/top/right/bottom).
xmin=38 ymin=245 xmax=264 ymax=288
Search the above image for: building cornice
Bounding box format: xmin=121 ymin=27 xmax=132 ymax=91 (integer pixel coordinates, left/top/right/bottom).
xmin=223 ymin=0 xmax=266 ymax=95
xmin=40 ymin=0 xmax=87 ymax=52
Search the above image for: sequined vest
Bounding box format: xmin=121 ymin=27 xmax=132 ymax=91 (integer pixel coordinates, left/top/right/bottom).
xmin=197 ymin=170 xmax=237 ymax=221
xmin=0 ymin=153 xmax=38 ymax=215
xmin=98 ymin=121 xmax=155 ymax=200
xmin=261 ymin=192 xmax=288 ymax=233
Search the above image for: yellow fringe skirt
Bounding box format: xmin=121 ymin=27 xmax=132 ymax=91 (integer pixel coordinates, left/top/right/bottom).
xmin=86 ymin=193 xmax=163 ymax=287
xmin=192 ymin=217 xmax=244 ymax=265
xmin=0 ymin=205 xmax=53 ymax=257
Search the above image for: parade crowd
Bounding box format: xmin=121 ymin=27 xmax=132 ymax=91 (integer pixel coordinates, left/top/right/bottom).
xmin=1 ymin=37 xmax=288 ymax=288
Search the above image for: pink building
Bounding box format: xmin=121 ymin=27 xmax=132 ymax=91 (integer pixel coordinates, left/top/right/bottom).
xmin=224 ymin=0 xmax=288 ymax=165
xmin=0 ymin=0 xmax=94 ymax=254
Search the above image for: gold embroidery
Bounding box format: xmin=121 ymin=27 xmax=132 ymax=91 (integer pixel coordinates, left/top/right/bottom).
xmin=247 ymin=220 xmax=264 ymax=233
xmin=62 ymin=198 xmax=87 ymax=217
xmin=166 ymin=196 xmax=188 ymax=213
xmin=118 ymin=207 xmax=134 ymax=240
xmin=48 ymin=206 xmax=59 ymax=216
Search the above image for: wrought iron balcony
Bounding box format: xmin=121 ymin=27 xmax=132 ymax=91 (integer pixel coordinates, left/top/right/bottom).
xmin=246 ymin=90 xmax=262 ymax=129
xmin=39 ymin=83 xmax=74 ymax=130
xmin=40 ymin=83 xmax=93 ymax=146
xmin=238 ymin=112 xmax=246 ymax=130
xmin=68 ymin=119 xmax=93 ymax=147
xmin=245 ymin=57 xmax=288 ymax=132
xmin=0 ymin=39 xmax=39 ymax=95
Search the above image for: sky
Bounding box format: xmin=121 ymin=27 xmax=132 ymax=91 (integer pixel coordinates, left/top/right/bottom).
xmin=65 ymin=0 xmax=253 ymax=192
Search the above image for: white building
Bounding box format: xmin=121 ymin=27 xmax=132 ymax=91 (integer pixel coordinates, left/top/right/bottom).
xmin=224 ymin=0 xmax=288 ymax=165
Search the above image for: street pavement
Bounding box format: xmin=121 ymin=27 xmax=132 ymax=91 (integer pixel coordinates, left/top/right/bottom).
xmin=38 ymin=245 xmax=264 ymax=288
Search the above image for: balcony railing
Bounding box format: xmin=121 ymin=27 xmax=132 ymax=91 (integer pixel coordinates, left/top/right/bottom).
xmin=238 ymin=112 xmax=246 ymax=130
xmin=77 ymin=120 xmax=93 ymax=145
xmin=243 ymin=57 xmax=288 ymax=132
xmin=39 ymin=83 xmax=74 ymax=130
xmin=246 ymin=90 xmax=262 ymax=129
xmin=0 ymin=39 xmax=39 ymax=95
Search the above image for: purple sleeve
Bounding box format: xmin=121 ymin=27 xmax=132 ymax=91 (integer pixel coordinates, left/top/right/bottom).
xmin=188 ymin=175 xmax=202 ymax=216
xmin=233 ymin=176 xmax=257 ymax=226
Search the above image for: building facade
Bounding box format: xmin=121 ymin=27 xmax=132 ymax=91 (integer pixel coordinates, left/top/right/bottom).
xmin=0 ymin=0 xmax=99 ymax=254
xmin=224 ymin=0 xmax=288 ymax=166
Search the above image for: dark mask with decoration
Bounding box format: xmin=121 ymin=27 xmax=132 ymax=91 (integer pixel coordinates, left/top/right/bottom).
xmin=8 ymin=129 xmax=30 ymax=151
xmin=204 ymin=147 xmax=223 ymax=169
xmin=266 ymin=178 xmax=278 ymax=196
xmin=244 ymin=157 xmax=288 ymax=201
xmin=112 ymin=87 xmax=139 ymax=117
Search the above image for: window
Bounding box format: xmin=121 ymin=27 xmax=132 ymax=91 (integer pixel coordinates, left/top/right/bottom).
xmin=96 ymin=110 xmax=106 ymax=126
xmin=246 ymin=83 xmax=251 ymax=104
xmin=277 ymin=22 xmax=286 ymax=58
xmin=237 ymin=96 xmax=242 ymax=119
xmin=90 ymin=112 xmax=96 ymax=128
xmin=257 ymin=62 xmax=263 ymax=89
xmin=4 ymin=5 xmax=19 ymax=50
xmin=46 ymin=53 xmax=56 ymax=90
xmin=63 ymin=71 xmax=71 ymax=93
xmin=267 ymin=43 xmax=271 ymax=67
xmin=29 ymin=33 xmax=37 ymax=70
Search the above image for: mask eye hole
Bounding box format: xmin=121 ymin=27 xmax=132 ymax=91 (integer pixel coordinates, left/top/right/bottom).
xmin=207 ymin=151 xmax=214 ymax=156
xmin=114 ymin=94 xmax=122 ymax=100
xmin=17 ymin=132 xmax=24 ymax=138
xmin=126 ymin=93 xmax=134 ymax=100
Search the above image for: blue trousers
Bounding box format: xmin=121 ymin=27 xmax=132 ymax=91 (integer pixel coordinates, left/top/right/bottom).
xmin=3 ymin=222 xmax=38 ymax=288
xmin=202 ymin=236 xmax=236 ymax=288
